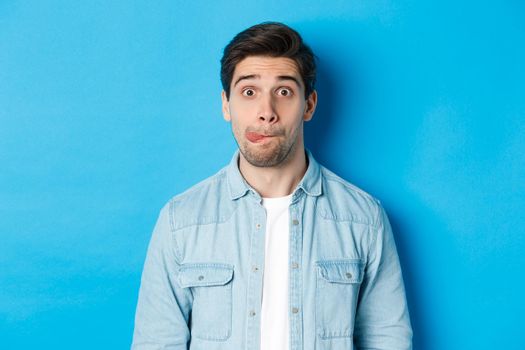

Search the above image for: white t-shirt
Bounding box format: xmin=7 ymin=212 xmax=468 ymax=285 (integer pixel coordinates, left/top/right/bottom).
xmin=260 ymin=194 xmax=292 ymax=350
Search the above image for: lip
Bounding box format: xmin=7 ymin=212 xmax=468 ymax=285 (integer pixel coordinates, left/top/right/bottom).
xmin=246 ymin=132 xmax=274 ymax=143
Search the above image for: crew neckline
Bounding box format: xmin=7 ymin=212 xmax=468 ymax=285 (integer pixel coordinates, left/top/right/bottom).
xmin=261 ymin=193 xmax=293 ymax=202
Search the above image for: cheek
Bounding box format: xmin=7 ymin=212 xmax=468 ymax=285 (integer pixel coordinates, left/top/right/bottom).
xmin=232 ymin=99 xmax=254 ymax=113
xmin=230 ymin=101 xmax=253 ymax=123
xmin=277 ymin=101 xmax=306 ymax=127
xmin=229 ymin=116 xmax=245 ymax=138
xmin=276 ymin=99 xmax=304 ymax=114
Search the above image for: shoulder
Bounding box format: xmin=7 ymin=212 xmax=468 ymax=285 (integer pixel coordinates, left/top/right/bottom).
xmin=172 ymin=167 xmax=228 ymax=203
xmin=162 ymin=166 xmax=235 ymax=231
xmin=319 ymin=166 xmax=383 ymax=227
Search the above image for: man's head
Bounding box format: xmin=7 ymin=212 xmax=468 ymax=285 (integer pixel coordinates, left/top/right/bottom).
xmin=221 ymin=22 xmax=317 ymax=100
xmin=220 ymin=22 xmax=318 ymax=168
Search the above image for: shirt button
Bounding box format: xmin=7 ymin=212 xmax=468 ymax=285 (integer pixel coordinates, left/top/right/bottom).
xmin=345 ymin=272 xmax=353 ymax=279
xmin=252 ymin=265 xmax=259 ymax=272
xmin=292 ymin=219 xmax=299 ymax=225
xmin=256 ymin=223 xmax=261 ymax=229
xmin=292 ymin=307 xmax=299 ymax=314
xmin=198 ymin=275 xmax=204 ymax=281
xmin=249 ymin=310 xmax=256 ymax=317
xmin=291 ymin=262 xmax=299 ymax=269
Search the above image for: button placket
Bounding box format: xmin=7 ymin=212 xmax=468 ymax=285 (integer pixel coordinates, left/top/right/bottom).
xmin=245 ymin=204 xmax=266 ymax=349
xmin=288 ymin=202 xmax=304 ymax=350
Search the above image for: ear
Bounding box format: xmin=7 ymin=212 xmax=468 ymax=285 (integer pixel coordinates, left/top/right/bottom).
xmin=303 ymin=90 xmax=317 ymax=122
xmin=221 ymin=90 xmax=231 ymax=122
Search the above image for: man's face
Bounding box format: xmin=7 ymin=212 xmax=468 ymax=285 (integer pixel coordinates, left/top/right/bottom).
xmin=222 ymin=56 xmax=317 ymax=168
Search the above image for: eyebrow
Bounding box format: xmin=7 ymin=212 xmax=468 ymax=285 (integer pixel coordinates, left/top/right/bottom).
xmin=233 ymin=74 xmax=302 ymax=88
xmin=277 ymin=75 xmax=302 ymax=87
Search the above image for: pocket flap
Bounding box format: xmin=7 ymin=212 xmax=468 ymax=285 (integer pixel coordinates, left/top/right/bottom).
xmin=317 ymin=259 xmax=364 ymax=284
xmin=178 ymin=263 xmax=234 ymax=288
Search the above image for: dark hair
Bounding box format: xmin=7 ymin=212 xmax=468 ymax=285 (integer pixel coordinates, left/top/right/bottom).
xmin=220 ymin=22 xmax=317 ymax=100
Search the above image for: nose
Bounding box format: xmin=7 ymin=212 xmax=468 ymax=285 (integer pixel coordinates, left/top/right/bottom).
xmin=257 ymin=93 xmax=278 ymax=124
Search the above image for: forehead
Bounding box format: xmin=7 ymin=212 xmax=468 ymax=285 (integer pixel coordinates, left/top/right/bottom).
xmin=232 ymin=56 xmax=301 ymax=81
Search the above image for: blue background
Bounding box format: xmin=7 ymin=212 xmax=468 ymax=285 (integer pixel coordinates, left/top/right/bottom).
xmin=1 ymin=1 xmax=524 ymax=349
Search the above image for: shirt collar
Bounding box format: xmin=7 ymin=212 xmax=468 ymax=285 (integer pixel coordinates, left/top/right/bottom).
xmin=226 ymin=148 xmax=323 ymax=200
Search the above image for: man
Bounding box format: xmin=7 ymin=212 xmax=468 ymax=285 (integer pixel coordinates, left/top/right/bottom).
xmin=132 ymin=22 xmax=412 ymax=350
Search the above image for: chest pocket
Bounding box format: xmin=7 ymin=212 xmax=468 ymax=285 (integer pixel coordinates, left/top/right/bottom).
xmin=178 ymin=263 xmax=234 ymax=341
xmin=316 ymin=259 xmax=364 ymax=340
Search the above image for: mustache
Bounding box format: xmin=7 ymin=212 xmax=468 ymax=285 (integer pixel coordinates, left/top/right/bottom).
xmin=245 ymin=127 xmax=285 ymax=136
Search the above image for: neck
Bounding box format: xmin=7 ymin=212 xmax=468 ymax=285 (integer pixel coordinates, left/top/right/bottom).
xmin=238 ymin=143 xmax=308 ymax=198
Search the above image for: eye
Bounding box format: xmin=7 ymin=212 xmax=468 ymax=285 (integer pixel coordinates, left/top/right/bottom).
xmin=242 ymin=88 xmax=255 ymax=97
xmin=277 ymin=87 xmax=293 ymax=97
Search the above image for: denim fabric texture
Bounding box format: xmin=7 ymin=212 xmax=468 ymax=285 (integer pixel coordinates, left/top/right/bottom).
xmin=132 ymin=149 xmax=413 ymax=349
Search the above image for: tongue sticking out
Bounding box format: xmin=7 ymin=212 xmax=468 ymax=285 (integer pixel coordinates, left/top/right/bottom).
xmin=246 ymin=132 xmax=270 ymax=143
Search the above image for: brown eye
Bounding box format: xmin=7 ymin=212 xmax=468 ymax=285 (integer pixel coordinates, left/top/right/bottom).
xmin=242 ymin=89 xmax=255 ymax=97
xmin=278 ymin=88 xmax=292 ymax=96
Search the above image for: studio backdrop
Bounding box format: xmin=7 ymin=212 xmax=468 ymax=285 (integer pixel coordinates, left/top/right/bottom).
xmin=1 ymin=1 xmax=524 ymax=349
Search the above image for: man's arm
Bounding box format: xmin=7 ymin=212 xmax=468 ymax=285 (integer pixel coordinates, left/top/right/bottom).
xmin=131 ymin=203 xmax=192 ymax=350
xmin=353 ymin=204 xmax=413 ymax=349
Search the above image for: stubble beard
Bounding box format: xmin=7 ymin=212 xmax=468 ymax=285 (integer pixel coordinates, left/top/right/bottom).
xmin=234 ymin=126 xmax=300 ymax=168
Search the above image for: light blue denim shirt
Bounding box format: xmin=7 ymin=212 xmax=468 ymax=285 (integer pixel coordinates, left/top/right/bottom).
xmin=132 ymin=149 xmax=412 ymax=350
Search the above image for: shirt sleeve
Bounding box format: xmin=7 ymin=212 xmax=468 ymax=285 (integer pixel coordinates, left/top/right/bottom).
xmin=131 ymin=202 xmax=192 ymax=350
xmin=353 ymin=203 xmax=413 ymax=349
